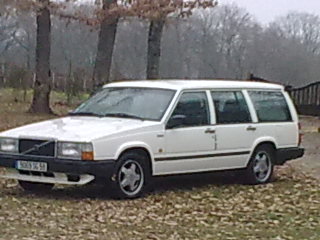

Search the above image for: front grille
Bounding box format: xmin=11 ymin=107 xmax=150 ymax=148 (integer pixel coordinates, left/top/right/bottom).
xmin=19 ymin=139 xmax=55 ymax=157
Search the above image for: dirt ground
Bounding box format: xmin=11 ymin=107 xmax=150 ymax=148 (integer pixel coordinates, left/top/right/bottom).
xmin=293 ymin=116 xmax=320 ymax=179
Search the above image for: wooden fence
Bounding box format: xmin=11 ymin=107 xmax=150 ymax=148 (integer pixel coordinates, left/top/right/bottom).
xmin=289 ymin=82 xmax=320 ymax=116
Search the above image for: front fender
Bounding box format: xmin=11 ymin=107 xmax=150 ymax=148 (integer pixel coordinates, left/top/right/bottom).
xmin=114 ymin=141 xmax=155 ymax=162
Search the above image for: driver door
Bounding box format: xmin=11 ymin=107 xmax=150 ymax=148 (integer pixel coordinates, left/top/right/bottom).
xmin=156 ymin=91 xmax=216 ymax=174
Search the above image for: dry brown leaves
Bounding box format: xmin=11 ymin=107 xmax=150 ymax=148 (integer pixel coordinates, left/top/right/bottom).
xmin=1 ymin=0 xmax=218 ymax=25
xmin=115 ymin=0 xmax=217 ymax=19
xmin=0 ymin=168 xmax=319 ymax=240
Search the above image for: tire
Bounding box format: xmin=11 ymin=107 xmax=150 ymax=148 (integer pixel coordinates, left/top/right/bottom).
xmin=18 ymin=181 xmax=54 ymax=192
xmin=244 ymin=145 xmax=274 ymax=185
xmin=109 ymin=150 xmax=151 ymax=199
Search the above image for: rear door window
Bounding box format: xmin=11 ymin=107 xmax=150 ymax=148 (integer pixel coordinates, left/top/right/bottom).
xmin=211 ymin=91 xmax=252 ymax=124
xmin=248 ymin=91 xmax=292 ymax=122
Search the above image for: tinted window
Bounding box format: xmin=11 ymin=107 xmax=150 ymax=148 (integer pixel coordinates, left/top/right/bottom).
xmin=168 ymin=92 xmax=210 ymax=127
xmin=249 ymin=91 xmax=292 ymax=122
xmin=211 ymin=91 xmax=252 ymax=124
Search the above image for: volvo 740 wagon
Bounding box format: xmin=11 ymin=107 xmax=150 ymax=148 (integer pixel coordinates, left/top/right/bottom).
xmin=0 ymin=80 xmax=304 ymax=198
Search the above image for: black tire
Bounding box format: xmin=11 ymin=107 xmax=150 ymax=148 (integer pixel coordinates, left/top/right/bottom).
xmin=109 ymin=150 xmax=151 ymax=199
xmin=244 ymin=145 xmax=275 ymax=185
xmin=18 ymin=181 xmax=54 ymax=192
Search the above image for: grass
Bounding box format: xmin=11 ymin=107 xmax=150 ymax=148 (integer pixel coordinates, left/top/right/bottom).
xmin=0 ymin=88 xmax=86 ymax=131
xmin=0 ymin=88 xmax=319 ymax=240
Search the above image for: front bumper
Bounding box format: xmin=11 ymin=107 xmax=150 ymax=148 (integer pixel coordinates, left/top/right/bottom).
xmin=0 ymin=153 xmax=116 ymax=184
xmin=276 ymin=147 xmax=305 ymax=165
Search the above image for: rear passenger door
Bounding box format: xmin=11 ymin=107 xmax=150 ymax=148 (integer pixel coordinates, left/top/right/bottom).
xmin=211 ymin=91 xmax=254 ymax=168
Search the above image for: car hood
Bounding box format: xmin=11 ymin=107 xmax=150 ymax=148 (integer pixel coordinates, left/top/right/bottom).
xmin=0 ymin=116 xmax=158 ymax=142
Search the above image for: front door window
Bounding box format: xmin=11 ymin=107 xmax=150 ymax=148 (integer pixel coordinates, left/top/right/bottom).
xmin=167 ymin=92 xmax=210 ymax=128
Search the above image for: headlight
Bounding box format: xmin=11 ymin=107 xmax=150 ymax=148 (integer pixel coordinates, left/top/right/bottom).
xmin=57 ymin=142 xmax=94 ymax=160
xmin=0 ymin=138 xmax=19 ymax=153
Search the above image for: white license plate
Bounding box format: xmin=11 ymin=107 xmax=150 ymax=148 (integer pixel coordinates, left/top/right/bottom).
xmin=16 ymin=161 xmax=48 ymax=172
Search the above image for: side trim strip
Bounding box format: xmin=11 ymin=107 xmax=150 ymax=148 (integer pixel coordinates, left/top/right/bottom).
xmin=154 ymin=151 xmax=250 ymax=162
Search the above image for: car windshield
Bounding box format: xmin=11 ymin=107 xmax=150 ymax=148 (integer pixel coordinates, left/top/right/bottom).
xmin=71 ymin=87 xmax=176 ymax=121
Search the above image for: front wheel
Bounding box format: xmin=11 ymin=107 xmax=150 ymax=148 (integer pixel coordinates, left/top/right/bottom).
xmin=244 ymin=145 xmax=274 ymax=184
xmin=109 ymin=151 xmax=151 ymax=199
xmin=18 ymin=181 xmax=54 ymax=192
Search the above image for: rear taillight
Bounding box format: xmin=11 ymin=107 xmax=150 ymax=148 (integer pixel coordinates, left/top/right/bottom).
xmin=298 ymin=122 xmax=303 ymax=146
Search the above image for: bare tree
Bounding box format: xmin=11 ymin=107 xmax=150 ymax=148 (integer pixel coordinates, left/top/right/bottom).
xmin=117 ymin=0 xmax=216 ymax=79
xmin=0 ymin=17 xmax=17 ymax=57
xmin=147 ymin=19 xmax=165 ymax=79
xmin=273 ymin=12 xmax=320 ymax=54
xmin=11 ymin=14 xmax=36 ymax=70
xmin=29 ymin=0 xmax=52 ymax=113
xmin=93 ymin=0 xmax=118 ymax=88
xmin=3 ymin=2 xmax=320 ymax=90
xmin=111 ymin=19 xmax=148 ymax=80
xmin=145 ymin=0 xmax=216 ymax=79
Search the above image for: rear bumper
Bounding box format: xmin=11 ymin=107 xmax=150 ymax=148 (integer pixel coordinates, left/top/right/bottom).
xmin=276 ymin=147 xmax=305 ymax=165
xmin=0 ymin=153 xmax=116 ymax=180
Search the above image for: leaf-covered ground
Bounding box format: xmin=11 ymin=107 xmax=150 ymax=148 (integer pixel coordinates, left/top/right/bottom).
xmin=0 ymin=89 xmax=319 ymax=240
xmin=0 ymin=169 xmax=319 ymax=240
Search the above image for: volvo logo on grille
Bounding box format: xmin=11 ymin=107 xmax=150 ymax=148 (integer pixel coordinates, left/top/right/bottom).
xmin=33 ymin=144 xmax=42 ymax=151
xmin=21 ymin=140 xmax=54 ymax=155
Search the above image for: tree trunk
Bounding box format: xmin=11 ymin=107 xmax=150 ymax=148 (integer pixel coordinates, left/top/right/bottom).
xmin=147 ymin=20 xmax=165 ymax=80
xmin=29 ymin=0 xmax=52 ymax=114
xmin=93 ymin=0 xmax=118 ymax=89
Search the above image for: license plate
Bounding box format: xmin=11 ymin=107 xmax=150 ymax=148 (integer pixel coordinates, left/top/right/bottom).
xmin=16 ymin=161 xmax=47 ymax=172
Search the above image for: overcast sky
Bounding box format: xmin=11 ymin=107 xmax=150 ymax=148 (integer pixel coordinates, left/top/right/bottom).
xmin=219 ymin=0 xmax=320 ymax=24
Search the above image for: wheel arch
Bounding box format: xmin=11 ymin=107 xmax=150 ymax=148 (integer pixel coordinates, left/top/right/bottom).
xmin=252 ymin=137 xmax=278 ymax=151
xmin=246 ymin=138 xmax=278 ymax=166
xmin=115 ymin=142 xmax=154 ymax=174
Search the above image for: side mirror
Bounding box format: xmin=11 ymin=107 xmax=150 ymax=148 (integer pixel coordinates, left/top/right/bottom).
xmin=166 ymin=115 xmax=186 ymax=129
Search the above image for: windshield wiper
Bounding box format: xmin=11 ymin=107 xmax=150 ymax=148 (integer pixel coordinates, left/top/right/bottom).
xmin=69 ymin=112 xmax=144 ymax=120
xmin=103 ymin=113 xmax=144 ymax=120
xmin=68 ymin=112 xmax=103 ymax=117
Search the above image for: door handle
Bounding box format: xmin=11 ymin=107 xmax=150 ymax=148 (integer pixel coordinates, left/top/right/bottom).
xmin=205 ymin=128 xmax=216 ymax=134
xmin=247 ymin=126 xmax=256 ymax=131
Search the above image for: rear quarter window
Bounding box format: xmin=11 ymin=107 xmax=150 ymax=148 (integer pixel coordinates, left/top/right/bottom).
xmin=248 ymin=91 xmax=292 ymax=122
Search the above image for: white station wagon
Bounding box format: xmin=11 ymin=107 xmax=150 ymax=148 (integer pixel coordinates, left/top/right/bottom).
xmin=0 ymin=80 xmax=304 ymax=198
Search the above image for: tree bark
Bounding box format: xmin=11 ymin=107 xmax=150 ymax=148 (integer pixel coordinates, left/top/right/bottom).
xmin=29 ymin=0 xmax=52 ymax=114
xmin=93 ymin=0 xmax=118 ymax=89
xmin=147 ymin=20 xmax=165 ymax=80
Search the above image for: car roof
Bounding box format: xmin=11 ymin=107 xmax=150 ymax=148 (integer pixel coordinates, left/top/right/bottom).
xmin=104 ymin=80 xmax=284 ymax=91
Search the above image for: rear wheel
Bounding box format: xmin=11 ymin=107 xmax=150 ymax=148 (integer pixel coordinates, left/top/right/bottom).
xmin=244 ymin=145 xmax=274 ymax=184
xmin=109 ymin=151 xmax=151 ymax=199
xmin=18 ymin=181 xmax=54 ymax=192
